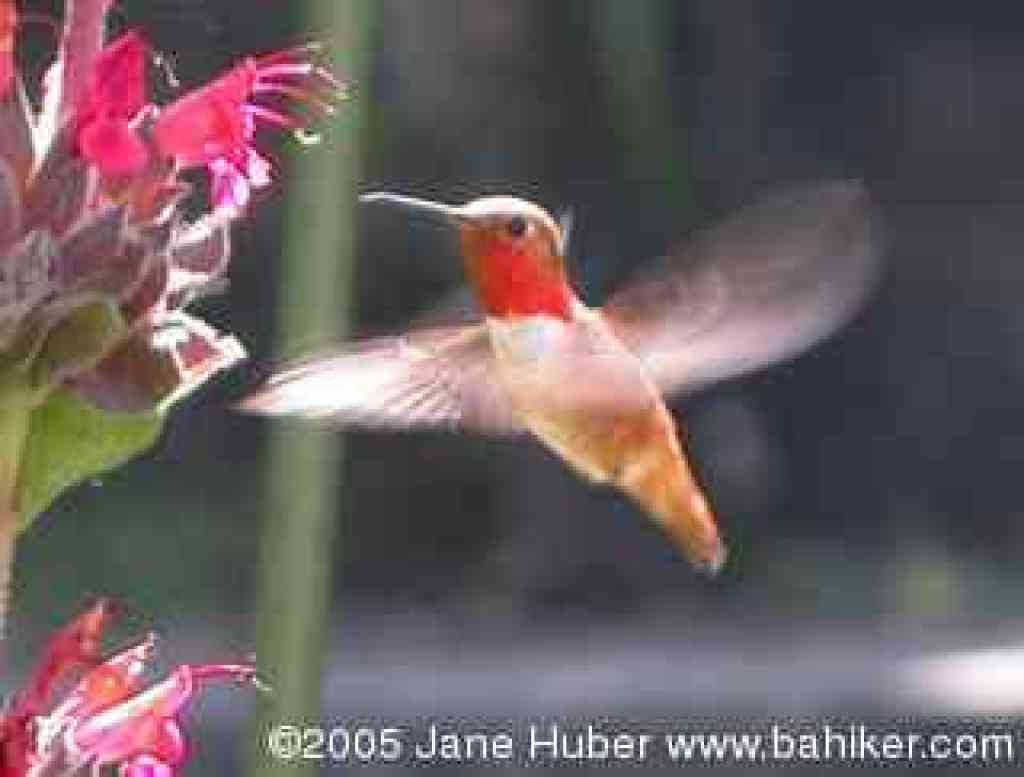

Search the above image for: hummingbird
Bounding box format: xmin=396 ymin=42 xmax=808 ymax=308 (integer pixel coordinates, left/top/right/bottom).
xmin=240 ymin=181 xmax=878 ymax=575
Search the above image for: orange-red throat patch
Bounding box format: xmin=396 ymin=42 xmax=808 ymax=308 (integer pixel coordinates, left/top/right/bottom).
xmin=467 ymin=236 xmax=574 ymax=321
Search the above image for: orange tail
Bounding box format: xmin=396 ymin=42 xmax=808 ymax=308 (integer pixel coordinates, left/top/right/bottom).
xmin=618 ymin=438 xmax=727 ymax=575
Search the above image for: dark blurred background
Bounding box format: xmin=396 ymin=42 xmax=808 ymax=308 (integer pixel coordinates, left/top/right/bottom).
xmin=11 ymin=0 xmax=1024 ymax=774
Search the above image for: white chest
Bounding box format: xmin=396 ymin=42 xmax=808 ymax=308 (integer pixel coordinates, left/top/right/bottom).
xmin=486 ymin=315 xmax=568 ymax=364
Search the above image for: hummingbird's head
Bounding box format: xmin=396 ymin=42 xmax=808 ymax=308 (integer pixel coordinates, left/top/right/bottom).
xmin=360 ymin=193 xmax=574 ymax=320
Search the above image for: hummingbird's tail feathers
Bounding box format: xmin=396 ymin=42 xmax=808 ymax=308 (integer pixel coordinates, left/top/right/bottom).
xmin=617 ymin=438 xmax=728 ymax=576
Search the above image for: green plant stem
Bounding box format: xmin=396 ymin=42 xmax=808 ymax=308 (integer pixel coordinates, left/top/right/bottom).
xmin=591 ymin=0 xmax=694 ymax=210
xmin=247 ymin=2 xmax=371 ymax=775
xmin=0 ymin=406 xmax=29 ymax=639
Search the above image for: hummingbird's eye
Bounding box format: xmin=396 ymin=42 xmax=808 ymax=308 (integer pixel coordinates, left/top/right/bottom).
xmin=506 ymin=216 xmax=528 ymax=239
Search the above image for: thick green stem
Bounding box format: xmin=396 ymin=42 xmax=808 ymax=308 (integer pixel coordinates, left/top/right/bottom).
xmin=0 ymin=406 xmax=29 ymax=640
xmin=247 ymin=3 xmax=371 ymax=775
xmin=591 ymin=0 xmax=695 ymax=210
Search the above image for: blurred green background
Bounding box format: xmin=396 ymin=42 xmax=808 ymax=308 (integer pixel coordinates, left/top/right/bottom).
xmin=10 ymin=1 xmax=1024 ymax=775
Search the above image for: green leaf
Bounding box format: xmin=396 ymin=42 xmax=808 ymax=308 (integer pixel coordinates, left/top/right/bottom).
xmin=16 ymin=387 xmax=162 ymax=530
xmin=30 ymin=299 xmax=125 ymax=388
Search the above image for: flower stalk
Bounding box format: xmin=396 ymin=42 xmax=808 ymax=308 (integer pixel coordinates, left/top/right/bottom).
xmin=58 ymin=0 xmax=110 ymax=118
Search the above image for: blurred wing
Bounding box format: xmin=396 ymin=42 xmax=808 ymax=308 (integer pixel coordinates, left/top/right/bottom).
xmin=239 ymin=324 xmax=524 ymax=434
xmin=603 ymin=180 xmax=880 ymax=396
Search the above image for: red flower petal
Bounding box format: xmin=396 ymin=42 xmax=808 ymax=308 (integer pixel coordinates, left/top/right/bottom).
xmin=151 ymin=65 xmax=254 ymax=167
xmin=78 ymin=117 xmax=150 ymax=175
xmin=0 ymin=1 xmax=16 ymax=100
xmin=19 ymin=599 xmax=113 ymax=715
xmin=82 ymin=31 xmax=148 ymax=121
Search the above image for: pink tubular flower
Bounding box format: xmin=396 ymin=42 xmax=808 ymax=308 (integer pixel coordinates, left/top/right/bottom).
xmin=64 ymin=662 xmax=256 ymax=776
xmin=0 ymin=601 xmax=111 ymax=777
xmin=74 ymin=31 xmax=149 ymax=175
xmin=0 ymin=602 xmax=257 ymax=777
xmin=151 ymin=45 xmax=343 ymax=216
xmin=66 ymin=31 xmax=345 ymax=216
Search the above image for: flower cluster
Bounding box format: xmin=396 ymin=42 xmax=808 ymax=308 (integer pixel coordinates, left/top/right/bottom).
xmin=0 ymin=0 xmax=343 ymax=530
xmin=0 ymin=601 xmax=257 ymax=777
xmin=72 ymin=31 xmax=342 ymax=218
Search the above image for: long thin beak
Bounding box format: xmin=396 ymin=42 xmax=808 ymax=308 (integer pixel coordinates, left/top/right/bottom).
xmin=359 ymin=192 xmax=469 ymax=225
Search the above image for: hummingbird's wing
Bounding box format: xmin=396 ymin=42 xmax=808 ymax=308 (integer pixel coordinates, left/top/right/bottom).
xmin=602 ymin=180 xmax=880 ymax=397
xmin=238 ymin=323 xmax=524 ymax=434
